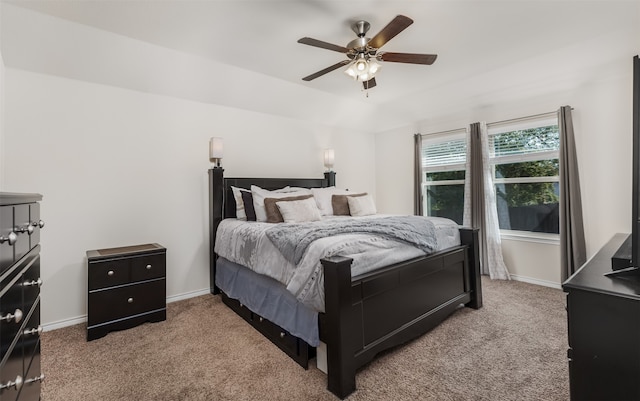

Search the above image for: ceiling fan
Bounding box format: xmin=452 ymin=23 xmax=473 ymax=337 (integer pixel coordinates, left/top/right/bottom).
xmin=297 ymin=15 xmax=437 ymax=90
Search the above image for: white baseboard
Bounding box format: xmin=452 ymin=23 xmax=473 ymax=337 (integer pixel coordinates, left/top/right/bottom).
xmin=42 ymin=287 xmax=211 ymax=332
xmin=166 ymin=288 xmax=210 ymax=303
xmin=509 ymin=274 xmax=561 ymax=289
xmin=43 ymin=315 xmax=87 ymax=332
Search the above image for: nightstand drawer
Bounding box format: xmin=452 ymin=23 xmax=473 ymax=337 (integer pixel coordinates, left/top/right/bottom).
xmin=88 ymin=279 xmax=165 ymax=325
xmin=131 ymin=253 xmax=165 ymax=282
xmin=89 ymin=259 xmax=130 ymax=290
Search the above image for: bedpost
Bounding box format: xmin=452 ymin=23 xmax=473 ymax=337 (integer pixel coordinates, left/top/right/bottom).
xmin=324 ymin=171 xmax=336 ymax=187
xmin=321 ymin=255 xmax=356 ymax=399
xmin=460 ymin=228 xmax=482 ymax=309
xmin=209 ymin=167 xmax=224 ymax=295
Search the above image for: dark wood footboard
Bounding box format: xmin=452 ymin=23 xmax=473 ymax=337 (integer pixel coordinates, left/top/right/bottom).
xmin=320 ymin=227 xmax=481 ymax=399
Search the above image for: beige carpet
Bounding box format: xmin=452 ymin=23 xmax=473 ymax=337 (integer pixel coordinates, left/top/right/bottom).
xmin=41 ymin=278 xmax=569 ymax=401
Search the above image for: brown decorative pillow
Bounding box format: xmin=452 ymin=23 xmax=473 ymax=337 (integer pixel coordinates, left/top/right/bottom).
xmin=331 ymin=193 xmax=367 ymax=216
xmin=264 ymin=195 xmax=313 ymax=223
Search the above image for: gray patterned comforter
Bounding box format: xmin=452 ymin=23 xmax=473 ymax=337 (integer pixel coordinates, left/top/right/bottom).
xmin=214 ymin=215 xmax=459 ymax=312
xmin=265 ymin=216 xmax=437 ymax=265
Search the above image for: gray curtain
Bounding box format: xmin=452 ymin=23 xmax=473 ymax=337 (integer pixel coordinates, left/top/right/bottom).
xmin=559 ymin=106 xmax=587 ymax=281
xmin=464 ymin=123 xmax=510 ymax=279
xmin=467 ymin=123 xmax=485 ymax=246
xmin=414 ymin=134 xmax=423 ymax=216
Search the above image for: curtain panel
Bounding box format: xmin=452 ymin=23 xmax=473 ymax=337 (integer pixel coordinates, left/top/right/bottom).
xmin=414 ymin=134 xmax=423 ymax=216
xmin=559 ymin=106 xmax=587 ymax=281
xmin=464 ymin=122 xmax=510 ymax=280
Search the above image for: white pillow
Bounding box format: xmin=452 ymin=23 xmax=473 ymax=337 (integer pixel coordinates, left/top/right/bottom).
xmin=231 ymin=186 xmax=248 ymax=220
xmin=347 ymin=194 xmax=377 ymax=216
xmin=251 ymin=185 xmax=312 ymax=222
xmin=310 ymin=186 xmax=350 ymax=216
xmin=276 ymin=197 xmax=322 ymax=223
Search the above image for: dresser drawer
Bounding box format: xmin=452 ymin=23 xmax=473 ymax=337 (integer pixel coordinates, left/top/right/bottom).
xmin=21 ymin=256 xmax=41 ymax=311
xmin=19 ymin=339 xmax=42 ymax=401
xmin=89 ymin=259 xmax=130 ymax=290
xmin=0 ymin=205 xmax=14 ymax=274
xmin=0 ymin=341 xmax=23 ymax=401
xmin=22 ymin=301 xmax=41 ymax=367
xmin=28 ymin=203 xmax=42 ymax=251
xmin=1 ymin=270 xmax=27 ymax=361
xmin=13 ymin=204 xmax=31 ymax=263
xmin=130 ymin=253 xmax=165 ymax=282
xmin=88 ymin=279 xmax=165 ymax=325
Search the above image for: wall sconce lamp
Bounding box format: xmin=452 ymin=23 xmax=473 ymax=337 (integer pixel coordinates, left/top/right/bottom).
xmin=324 ymin=149 xmax=335 ymax=172
xmin=209 ymin=137 xmax=223 ymax=167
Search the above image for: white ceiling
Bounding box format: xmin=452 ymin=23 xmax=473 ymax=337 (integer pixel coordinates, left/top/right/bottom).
xmin=2 ymin=0 xmax=639 ymax=131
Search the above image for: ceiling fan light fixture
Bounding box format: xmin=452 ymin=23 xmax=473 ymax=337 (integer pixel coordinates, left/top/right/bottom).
xmin=367 ymin=58 xmax=381 ymax=75
xmin=344 ymin=55 xmax=380 ymax=82
xmin=344 ymin=62 xmax=359 ymax=80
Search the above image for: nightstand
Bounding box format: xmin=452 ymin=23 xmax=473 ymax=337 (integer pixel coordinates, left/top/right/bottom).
xmin=87 ymin=243 xmax=166 ymax=341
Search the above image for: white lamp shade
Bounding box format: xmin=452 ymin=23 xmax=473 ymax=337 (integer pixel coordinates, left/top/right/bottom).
xmin=209 ymin=137 xmax=224 ymax=160
xmin=324 ymin=149 xmax=335 ymax=169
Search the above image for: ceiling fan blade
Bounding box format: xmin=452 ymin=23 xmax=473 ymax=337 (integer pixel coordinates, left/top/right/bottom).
xmin=302 ymin=60 xmax=351 ymax=81
xmin=379 ymin=53 xmax=438 ymax=65
xmin=362 ymin=77 xmax=377 ymax=90
xmin=297 ymin=37 xmax=349 ymax=53
xmin=368 ymin=15 xmax=413 ymax=50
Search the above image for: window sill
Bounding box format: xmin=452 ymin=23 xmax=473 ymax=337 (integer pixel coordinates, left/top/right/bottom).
xmin=500 ymin=230 xmax=560 ymax=245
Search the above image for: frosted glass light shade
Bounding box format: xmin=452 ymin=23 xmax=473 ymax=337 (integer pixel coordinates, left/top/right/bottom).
xmin=324 ymin=149 xmax=335 ymax=170
xmin=209 ymin=137 xmax=223 ymax=166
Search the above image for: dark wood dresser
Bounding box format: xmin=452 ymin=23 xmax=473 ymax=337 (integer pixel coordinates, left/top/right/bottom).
xmin=0 ymin=192 xmax=45 ymax=400
xmin=87 ymin=243 xmax=166 ymax=341
xmin=563 ymin=233 xmax=640 ymax=400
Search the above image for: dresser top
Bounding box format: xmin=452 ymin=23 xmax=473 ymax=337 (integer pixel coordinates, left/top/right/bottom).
xmin=87 ymin=243 xmax=165 ymax=260
xmin=563 ymin=233 xmax=640 ymax=300
xmin=0 ymin=192 xmax=43 ymax=205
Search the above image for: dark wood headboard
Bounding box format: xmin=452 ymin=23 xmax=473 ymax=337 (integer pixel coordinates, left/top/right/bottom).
xmin=208 ymin=169 xmax=336 ymax=293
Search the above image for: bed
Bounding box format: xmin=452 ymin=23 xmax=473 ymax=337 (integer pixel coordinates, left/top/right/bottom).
xmin=208 ymin=169 xmax=482 ymax=399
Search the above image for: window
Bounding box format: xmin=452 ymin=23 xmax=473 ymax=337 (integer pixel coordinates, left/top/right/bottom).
xmin=488 ymin=116 xmax=560 ymax=235
xmin=421 ymin=130 xmax=466 ymax=225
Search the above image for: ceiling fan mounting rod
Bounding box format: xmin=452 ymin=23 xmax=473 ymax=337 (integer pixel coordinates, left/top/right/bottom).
xmin=351 ymin=20 xmax=370 ymax=37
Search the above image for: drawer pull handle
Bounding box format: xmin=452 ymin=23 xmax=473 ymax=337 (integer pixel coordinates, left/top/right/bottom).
xmin=128 ymin=297 xmax=134 ymax=303
xmin=146 ymin=264 xmax=152 ymax=270
xmin=23 ymin=278 xmax=43 ymax=288
xmin=279 ymin=332 xmax=286 ymax=338
xmin=24 ymin=374 xmax=45 ymax=384
xmin=23 ymin=325 xmax=43 ymax=337
xmin=259 ymin=317 xmax=264 ymax=322
xmin=0 ymin=231 xmax=17 ymax=245
xmin=107 ymin=270 xmax=114 ymax=276
xmin=31 ymin=220 xmax=45 ymax=229
xmin=17 ymin=225 xmax=34 ymax=235
xmin=1 ymin=309 xmax=23 ymax=323
xmin=0 ymin=375 xmax=23 ymax=391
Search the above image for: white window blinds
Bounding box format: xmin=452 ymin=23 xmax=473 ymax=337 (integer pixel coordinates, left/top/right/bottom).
xmin=422 ymin=131 xmax=466 ymax=170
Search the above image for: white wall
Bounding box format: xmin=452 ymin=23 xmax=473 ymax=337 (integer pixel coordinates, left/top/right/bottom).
xmin=375 ymin=56 xmax=635 ymax=286
xmin=3 ymin=69 xmax=374 ymax=328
